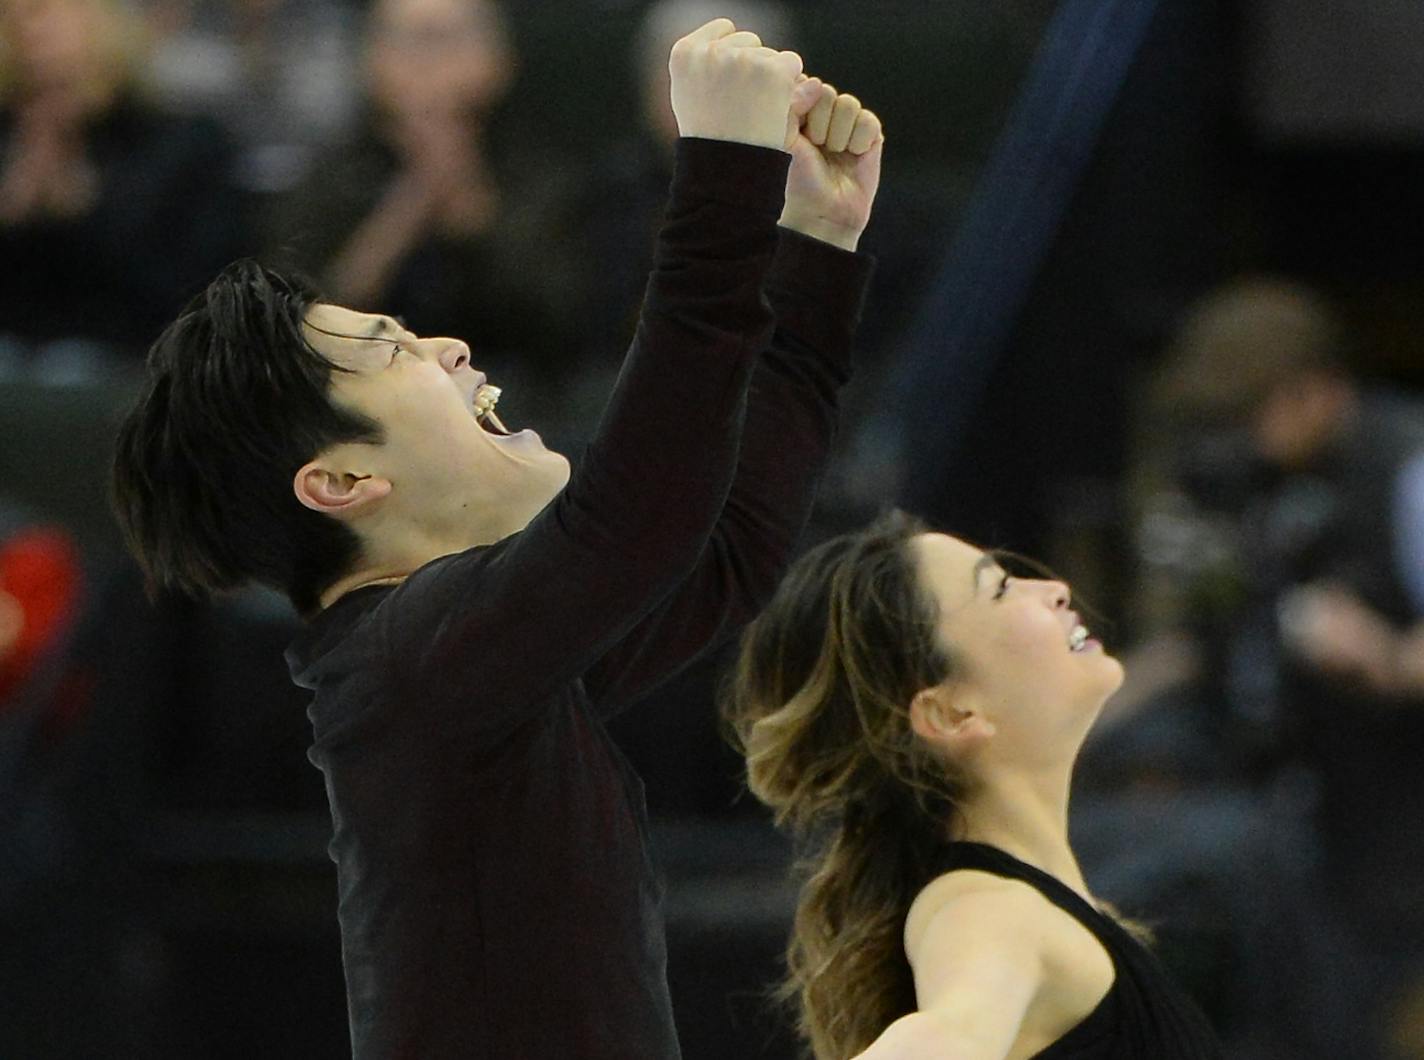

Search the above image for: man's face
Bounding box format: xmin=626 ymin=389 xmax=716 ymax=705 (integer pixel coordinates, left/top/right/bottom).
xmin=1252 ymin=372 xmax=1348 ymax=471
xmin=302 ymin=304 xmax=570 ymax=544
xmin=4 ymin=0 xmax=103 ymax=96
xmin=365 ymin=0 xmax=512 ymax=121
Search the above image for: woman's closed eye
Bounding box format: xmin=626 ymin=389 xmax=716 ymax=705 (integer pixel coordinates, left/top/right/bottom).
xmin=992 ymin=572 xmax=1011 ymax=601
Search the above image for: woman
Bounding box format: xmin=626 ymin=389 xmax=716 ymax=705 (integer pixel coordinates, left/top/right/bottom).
xmin=724 ymin=511 xmax=1221 ymax=1058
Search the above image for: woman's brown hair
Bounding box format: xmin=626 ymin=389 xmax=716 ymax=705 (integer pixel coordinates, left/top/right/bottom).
xmin=722 ymin=510 xmax=963 ymax=1059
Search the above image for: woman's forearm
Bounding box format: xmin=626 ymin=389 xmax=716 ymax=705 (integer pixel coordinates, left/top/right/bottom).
xmin=852 ymin=1011 xmax=1004 ymax=1060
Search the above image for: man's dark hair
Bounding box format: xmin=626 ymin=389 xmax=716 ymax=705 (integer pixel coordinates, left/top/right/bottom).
xmin=111 ymin=260 xmax=384 ymax=616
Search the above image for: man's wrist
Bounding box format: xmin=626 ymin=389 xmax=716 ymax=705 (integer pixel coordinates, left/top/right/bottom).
xmin=777 ymin=209 xmax=864 ymax=252
xmin=673 ymin=138 xmax=790 ymax=218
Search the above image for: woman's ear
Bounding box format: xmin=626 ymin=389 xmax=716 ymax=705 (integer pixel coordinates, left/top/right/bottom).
xmin=909 ymin=685 xmax=995 ymax=755
xmin=293 ymin=460 xmax=392 ymax=520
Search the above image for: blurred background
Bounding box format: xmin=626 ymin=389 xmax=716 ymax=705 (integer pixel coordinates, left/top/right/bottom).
xmin=3 ymin=0 xmax=1424 ymax=1056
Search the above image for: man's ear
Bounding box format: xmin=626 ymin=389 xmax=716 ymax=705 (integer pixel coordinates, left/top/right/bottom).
xmin=909 ymin=685 xmax=995 ymax=755
xmin=293 ymin=460 xmax=392 ymax=520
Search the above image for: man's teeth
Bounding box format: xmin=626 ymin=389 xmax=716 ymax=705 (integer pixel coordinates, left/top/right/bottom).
xmin=1069 ymin=624 xmax=1090 ymax=652
xmin=473 ymin=384 xmax=501 ymax=415
xmin=473 ymin=384 xmax=506 ymax=432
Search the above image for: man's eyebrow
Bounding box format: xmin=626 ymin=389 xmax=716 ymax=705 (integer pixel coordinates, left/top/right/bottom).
xmin=307 ymin=317 xmax=401 ymax=345
xmin=971 ymin=553 xmax=1000 ymax=594
xmin=362 ymin=316 xmax=400 ymax=340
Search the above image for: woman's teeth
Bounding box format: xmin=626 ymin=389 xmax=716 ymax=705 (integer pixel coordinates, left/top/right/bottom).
xmin=1069 ymin=624 xmax=1090 ymax=652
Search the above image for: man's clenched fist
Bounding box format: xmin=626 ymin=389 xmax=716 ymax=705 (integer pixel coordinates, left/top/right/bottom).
xmin=669 ymin=18 xmax=803 ymax=151
xmin=780 ymin=78 xmax=884 ymax=252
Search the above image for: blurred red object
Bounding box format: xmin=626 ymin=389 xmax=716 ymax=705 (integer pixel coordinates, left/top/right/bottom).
xmin=0 ymin=526 xmax=83 ymax=708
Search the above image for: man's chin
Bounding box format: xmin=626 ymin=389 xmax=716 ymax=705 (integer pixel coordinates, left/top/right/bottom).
xmin=513 ymin=463 xmax=571 ymax=527
xmin=551 ymin=453 xmax=572 ymax=487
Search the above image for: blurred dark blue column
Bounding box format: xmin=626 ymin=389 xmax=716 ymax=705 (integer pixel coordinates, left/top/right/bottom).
xmin=896 ymin=0 xmax=1163 ymax=529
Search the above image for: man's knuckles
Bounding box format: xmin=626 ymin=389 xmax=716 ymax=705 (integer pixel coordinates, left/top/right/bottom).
xmin=667 ymin=25 xmax=804 ymax=148
xmin=674 ymin=37 xmax=800 ymax=79
xmin=709 ymin=30 xmax=762 ymax=49
xmin=847 ymin=111 xmax=882 ymax=155
xmin=677 ymin=17 xmax=735 ymax=46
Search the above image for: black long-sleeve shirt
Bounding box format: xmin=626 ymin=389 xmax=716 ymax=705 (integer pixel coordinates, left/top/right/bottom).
xmin=286 ymin=139 xmax=873 ymax=1059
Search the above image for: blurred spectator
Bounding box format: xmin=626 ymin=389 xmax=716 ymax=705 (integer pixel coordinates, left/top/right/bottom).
xmin=142 ymin=0 xmax=360 ymax=206
xmin=272 ymin=0 xmax=580 ymax=447
xmin=548 ymin=0 xmax=797 ymax=452
xmin=1123 ymin=276 xmax=1424 ymax=1055
xmin=574 ymin=0 xmax=793 ymax=356
xmin=0 ymin=0 xmax=245 ymax=377
xmin=1131 ymin=278 xmax=1424 ymax=733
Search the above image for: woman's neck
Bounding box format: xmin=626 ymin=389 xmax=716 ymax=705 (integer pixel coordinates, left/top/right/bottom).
xmin=951 ymin=764 xmax=1090 ymax=899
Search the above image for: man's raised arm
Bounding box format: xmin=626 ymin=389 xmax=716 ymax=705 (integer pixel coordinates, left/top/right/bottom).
xmin=384 ymin=22 xmax=817 ymax=719
xmin=585 ymin=81 xmax=886 ymax=713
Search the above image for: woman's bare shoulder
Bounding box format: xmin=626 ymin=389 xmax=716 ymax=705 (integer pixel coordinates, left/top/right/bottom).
xmin=905 ymin=868 xmax=1056 ymax=963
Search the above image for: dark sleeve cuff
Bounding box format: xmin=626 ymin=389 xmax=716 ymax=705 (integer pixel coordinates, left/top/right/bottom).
xmin=670 ymin=137 xmax=791 ymax=219
xmin=764 ymin=226 xmax=877 ymax=364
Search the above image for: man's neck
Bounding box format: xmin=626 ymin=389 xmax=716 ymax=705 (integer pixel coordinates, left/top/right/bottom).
xmin=317 ymin=516 xmax=527 ymax=611
xmin=319 ymin=569 xmax=410 ymax=611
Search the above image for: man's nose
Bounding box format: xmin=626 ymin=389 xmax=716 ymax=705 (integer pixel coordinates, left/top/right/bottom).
xmin=439 ymin=339 xmax=471 ymax=373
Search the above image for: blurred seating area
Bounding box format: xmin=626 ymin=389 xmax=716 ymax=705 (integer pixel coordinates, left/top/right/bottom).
xmin=4 ymin=0 xmax=1424 ymax=1057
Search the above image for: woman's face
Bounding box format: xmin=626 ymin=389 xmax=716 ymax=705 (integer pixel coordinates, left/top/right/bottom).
xmin=910 ymin=532 xmax=1124 ymax=763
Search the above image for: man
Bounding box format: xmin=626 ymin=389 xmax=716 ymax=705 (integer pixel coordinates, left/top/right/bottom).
xmin=111 ymin=18 xmax=883 ymax=1058
xmin=1151 ymin=277 xmax=1424 ymax=707
xmin=1144 ymin=276 xmax=1424 ymax=1056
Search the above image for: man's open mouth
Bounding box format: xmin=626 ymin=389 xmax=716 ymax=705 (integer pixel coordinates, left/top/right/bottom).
xmin=473 ymin=384 xmax=510 ymax=436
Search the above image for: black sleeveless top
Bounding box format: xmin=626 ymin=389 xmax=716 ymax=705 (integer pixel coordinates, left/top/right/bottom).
xmin=933 ymin=843 xmax=1221 ymax=1059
